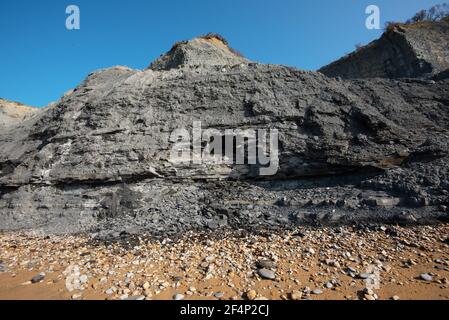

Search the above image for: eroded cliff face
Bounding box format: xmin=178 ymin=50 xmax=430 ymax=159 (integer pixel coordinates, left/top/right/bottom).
xmin=0 ymin=98 xmax=39 ymax=129
xmin=0 ymin=35 xmax=448 ymax=237
xmin=319 ymin=18 xmax=449 ymax=80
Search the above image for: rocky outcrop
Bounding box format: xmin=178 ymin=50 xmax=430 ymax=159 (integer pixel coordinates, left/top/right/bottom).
xmin=0 ymin=98 xmax=39 ymax=129
xmin=319 ymin=18 xmax=449 ymax=79
xmin=148 ymin=35 xmax=248 ymax=71
xmin=0 ymin=34 xmax=448 ymax=236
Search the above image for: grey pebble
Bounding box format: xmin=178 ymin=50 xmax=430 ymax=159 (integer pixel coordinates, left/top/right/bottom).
xmin=256 ymin=260 xmax=276 ymax=269
xmin=419 ymin=273 xmax=433 ymax=281
xmin=312 ymin=289 xmax=323 ymax=295
xmin=31 ymin=273 xmax=45 ymax=283
xmin=257 ymin=268 xmax=276 ymax=280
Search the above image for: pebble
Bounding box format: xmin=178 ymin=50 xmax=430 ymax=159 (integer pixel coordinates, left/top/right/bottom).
xmin=347 ymin=267 xmax=357 ymax=273
xmin=364 ymin=294 xmax=376 ymax=300
xmin=290 ymin=290 xmax=303 ymax=300
xmin=383 ymin=265 xmax=392 ymax=272
xmin=419 ymin=273 xmax=433 ymax=281
xmin=325 ymin=259 xmax=340 ymax=268
xmin=79 ymin=275 xmax=88 ymax=284
xmin=105 ymin=288 xmax=114 ymax=295
xmin=256 ymin=260 xmax=276 ymax=269
xmin=173 ymin=293 xmax=185 ymax=300
xmin=246 ymin=290 xmax=257 ymax=300
xmin=312 ymin=289 xmax=323 ymax=295
xmin=392 ymin=295 xmax=400 ymax=300
xmin=71 ymin=293 xmax=82 ymax=300
xmin=31 ymin=273 xmax=45 ymax=283
xmin=214 ymin=292 xmax=224 ymax=298
xmin=257 ymin=268 xmax=276 ymax=280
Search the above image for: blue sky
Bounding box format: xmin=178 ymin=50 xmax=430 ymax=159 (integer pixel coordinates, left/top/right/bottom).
xmin=0 ymin=0 xmax=443 ymax=107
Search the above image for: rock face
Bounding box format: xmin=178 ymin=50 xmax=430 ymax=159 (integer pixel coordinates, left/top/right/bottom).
xmin=0 ymin=34 xmax=448 ymax=237
xmin=148 ymin=35 xmax=248 ymax=71
xmin=0 ymin=98 xmax=39 ymax=129
xmin=319 ymin=18 xmax=449 ymax=79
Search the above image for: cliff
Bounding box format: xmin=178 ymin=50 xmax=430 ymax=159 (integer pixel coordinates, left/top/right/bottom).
xmin=0 ymin=34 xmax=448 ymax=237
xmin=319 ymin=17 xmax=449 ymax=79
xmin=0 ymin=98 xmax=39 ymax=129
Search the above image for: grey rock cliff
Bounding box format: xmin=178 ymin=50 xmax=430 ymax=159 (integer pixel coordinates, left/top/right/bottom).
xmin=319 ymin=18 xmax=449 ymax=79
xmin=148 ymin=35 xmax=248 ymax=71
xmin=0 ymin=34 xmax=448 ymax=237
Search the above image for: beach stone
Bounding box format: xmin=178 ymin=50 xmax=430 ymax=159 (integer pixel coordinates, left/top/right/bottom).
xmin=246 ymin=290 xmax=257 ymax=300
xmin=365 ymin=294 xmax=376 ymax=300
xmin=105 ymin=288 xmax=114 ymax=295
xmin=419 ymin=273 xmax=433 ymax=281
xmin=256 ymin=260 xmax=276 ymax=269
xmin=290 ymin=290 xmax=303 ymax=300
xmin=31 ymin=273 xmax=45 ymax=283
xmin=79 ymin=275 xmax=88 ymax=283
xmin=258 ymin=268 xmax=276 ymax=280
xmin=173 ymin=293 xmax=185 ymax=300
xmin=312 ymin=289 xmax=323 ymax=295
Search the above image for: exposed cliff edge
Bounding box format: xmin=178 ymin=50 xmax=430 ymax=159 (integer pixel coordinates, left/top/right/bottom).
xmin=148 ymin=34 xmax=248 ymax=71
xmin=319 ymin=17 xmax=449 ymax=79
xmin=0 ymin=98 xmax=39 ymax=129
xmin=0 ymin=34 xmax=448 ymax=237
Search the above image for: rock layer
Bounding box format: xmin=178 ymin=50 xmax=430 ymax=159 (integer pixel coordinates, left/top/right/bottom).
xmin=0 ymin=34 xmax=448 ymax=236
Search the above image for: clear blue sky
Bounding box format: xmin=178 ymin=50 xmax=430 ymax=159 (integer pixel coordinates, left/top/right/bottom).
xmin=0 ymin=0 xmax=443 ymax=107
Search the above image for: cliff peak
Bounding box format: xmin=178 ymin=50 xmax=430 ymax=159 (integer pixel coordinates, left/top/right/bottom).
xmin=0 ymin=98 xmax=38 ymax=128
xmin=319 ymin=18 xmax=449 ymax=79
xmin=147 ymin=33 xmax=249 ymax=71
